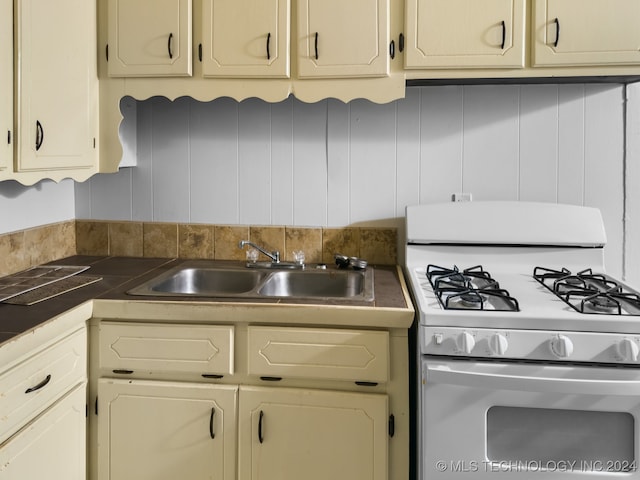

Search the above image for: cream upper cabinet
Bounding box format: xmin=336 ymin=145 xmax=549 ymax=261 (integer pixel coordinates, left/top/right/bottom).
xmin=15 ymin=0 xmax=97 ymax=173
xmin=202 ymin=0 xmax=290 ymax=78
xmin=238 ymin=386 xmax=388 ymax=480
xmin=108 ymin=0 xmax=192 ymax=76
xmin=533 ymin=0 xmax=640 ymax=66
xmin=0 ymin=0 xmax=11 ymax=174
xmin=405 ymin=0 xmax=526 ymax=69
xmin=98 ymin=380 xmax=238 ymax=480
xmin=297 ymin=0 xmax=389 ymax=78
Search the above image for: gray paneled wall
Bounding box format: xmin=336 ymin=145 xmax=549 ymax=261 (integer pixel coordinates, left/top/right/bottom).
xmin=74 ymin=84 xmax=626 ymax=276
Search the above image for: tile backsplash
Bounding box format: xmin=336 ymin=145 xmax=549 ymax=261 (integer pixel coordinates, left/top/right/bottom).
xmin=0 ymin=221 xmax=76 ymax=276
xmin=76 ymin=220 xmax=397 ymax=265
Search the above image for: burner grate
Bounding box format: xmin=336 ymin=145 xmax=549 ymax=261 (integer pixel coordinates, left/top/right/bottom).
xmin=534 ymin=266 xmax=640 ymax=315
xmin=426 ymin=264 xmax=520 ymax=312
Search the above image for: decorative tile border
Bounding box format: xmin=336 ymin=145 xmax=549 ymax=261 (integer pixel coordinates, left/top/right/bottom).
xmin=76 ymin=220 xmax=399 ymax=266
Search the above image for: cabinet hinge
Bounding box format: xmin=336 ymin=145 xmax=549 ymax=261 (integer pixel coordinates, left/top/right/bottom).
xmin=388 ymin=414 xmax=395 ymax=438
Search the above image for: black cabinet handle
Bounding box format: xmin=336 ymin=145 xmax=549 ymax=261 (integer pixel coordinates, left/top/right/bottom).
xmin=500 ymin=20 xmax=506 ymax=49
xmin=258 ymin=410 xmax=264 ymax=443
xmin=389 ymin=40 xmax=395 ymax=59
xmin=398 ymin=33 xmax=404 ymax=52
xmin=209 ymin=407 xmax=216 ymax=439
xmin=35 ymin=120 xmax=43 ymax=151
xmin=25 ymin=374 xmax=51 ymax=394
xmin=553 ymin=18 xmax=560 ymax=47
xmin=266 ymin=32 xmax=271 ymax=60
xmin=314 ymin=32 xmax=319 ymax=60
xmin=198 ymin=43 xmax=202 ymax=62
xmin=113 ymin=369 xmax=134 ymax=375
xmin=168 ymin=33 xmax=174 ymax=59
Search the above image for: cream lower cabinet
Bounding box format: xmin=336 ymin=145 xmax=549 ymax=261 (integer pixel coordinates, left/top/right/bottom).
xmin=15 ymin=0 xmax=98 ymax=178
xmin=296 ymin=0 xmax=389 ymax=78
xmin=93 ymin=321 xmax=398 ymax=480
xmin=533 ymin=0 xmax=640 ymax=66
xmin=0 ymin=0 xmax=11 ymax=174
xmin=238 ymin=386 xmax=387 ymax=480
xmin=202 ymin=0 xmax=290 ymax=78
xmin=404 ymin=0 xmax=526 ymax=69
xmin=97 ymin=380 xmax=238 ymax=480
xmin=107 ymin=0 xmax=192 ymax=76
xmin=0 ymin=385 xmax=87 ymax=480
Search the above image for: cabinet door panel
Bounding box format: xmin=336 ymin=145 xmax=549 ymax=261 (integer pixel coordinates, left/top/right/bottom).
xmin=16 ymin=0 xmax=97 ymax=171
xmin=238 ymin=386 xmax=388 ymax=480
xmin=533 ymin=0 xmax=640 ymax=66
xmin=0 ymin=384 xmax=86 ymax=480
xmin=297 ymin=0 xmax=389 ymax=78
xmin=108 ymin=0 xmax=192 ymax=76
xmin=202 ymin=0 xmax=290 ymax=78
xmin=405 ymin=0 xmax=525 ymax=68
xmin=98 ymin=379 xmax=237 ymax=480
xmin=0 ymin=0 xmax=11 ymax=174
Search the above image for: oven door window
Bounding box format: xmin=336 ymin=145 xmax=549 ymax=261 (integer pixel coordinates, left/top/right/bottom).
xmin=487 ymin=406 xmax=635 ymax=472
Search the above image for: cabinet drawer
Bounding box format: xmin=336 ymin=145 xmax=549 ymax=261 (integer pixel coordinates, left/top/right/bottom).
xmin=248 ymin=326 xmax=389 ymax=383
xmin=0 ymin=327 xmax=87 ymax=443
xmin=99 ymin=322 xmax=234 ymax=376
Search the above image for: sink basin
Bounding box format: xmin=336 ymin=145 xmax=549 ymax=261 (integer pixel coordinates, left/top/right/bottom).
xmin=127 ymin=265 xmax=267 ymax=297
xmin=258 ymin=270 xmax=369 ymax=299
xmin=127 ymin=261 xmax=374 ymax=302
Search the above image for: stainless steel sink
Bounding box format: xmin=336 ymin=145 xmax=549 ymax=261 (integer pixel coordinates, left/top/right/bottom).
xmin=127 ymin=261 xmax=374 ymax=302
xmin=257 ymin=270 xmax=369 ymax=299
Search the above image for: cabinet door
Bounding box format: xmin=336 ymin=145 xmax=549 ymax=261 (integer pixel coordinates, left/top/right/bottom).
xmin=0 ymin=0 xmax=11 ymax=174
xmin=405 ymin=0 xmax=525 ymax=69
xmin=297 ymin=0 xmax=389 ymax=78
xmin=108 ymin=0 xmax=192 ymax=76
xmin=15 ymin=0 xmax=97 ymax=171
xmin=202 ymin=0 xmax=290 ymax=78
xmin=533 ymin=0 xmax=640 ymax=66
xmin=238 ymin=386 xmax=388 ymax=480
xmin=0 ymin=384 xmax=86 ymax=479
xmin=98 ymin=379 xmax=237 ymax=480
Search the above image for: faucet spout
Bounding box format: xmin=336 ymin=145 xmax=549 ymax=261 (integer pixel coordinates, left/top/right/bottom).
xmin=238 ymin=240 xmax=280 ymax=263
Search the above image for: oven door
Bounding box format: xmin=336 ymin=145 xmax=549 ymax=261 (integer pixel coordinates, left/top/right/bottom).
xmin=422 ymin=358 xmax=640 ymax=479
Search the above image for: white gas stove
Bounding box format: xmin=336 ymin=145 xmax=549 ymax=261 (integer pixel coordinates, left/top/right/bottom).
xmin=406 ymin=201 xmax=640 ymax=365
xmin=407 ymin=202 xmax=640 ymax=480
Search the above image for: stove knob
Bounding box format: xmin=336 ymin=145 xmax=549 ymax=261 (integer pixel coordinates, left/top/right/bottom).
xmin=456 ymin=332 xmax=476 ymax=354
xmin=617 ymin=339 xmax=640 ymax=362
xmin=550 ymin=335 xmax=574 ymax=358
xmin=488 ymin=333 xmax=509 ymax=356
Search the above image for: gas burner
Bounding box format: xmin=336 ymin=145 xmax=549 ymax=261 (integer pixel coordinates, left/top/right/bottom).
xmin=427 ymin=265 xmax=519 ymax=312
xmin=534 ymin=266 xmax=640 ymax=316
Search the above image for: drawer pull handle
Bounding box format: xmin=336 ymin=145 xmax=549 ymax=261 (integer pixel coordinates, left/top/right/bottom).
xmin=258 ymin=410 xmax=265 ymax=443
xmin=209 ymin=407 xmax=216 ymax=439
xmin=113 ymin=369 xmax=134 ymax=375
xmin=355 ymin=381 xmax=378 ymax=387
xmin=260 ymin=376 xmax=282 ymax=382
xmin=25 ymin=374 xmax=51 ymax=394
xmin=202 ymin=374 xmax=224 ymax=379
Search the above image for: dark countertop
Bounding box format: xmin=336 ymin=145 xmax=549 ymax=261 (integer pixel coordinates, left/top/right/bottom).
xmin=0 ymin=256 xmax=413 ymax=346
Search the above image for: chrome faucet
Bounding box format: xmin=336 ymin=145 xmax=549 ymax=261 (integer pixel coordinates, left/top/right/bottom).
xmin=238 ymin=240 xmax=280 ymax=263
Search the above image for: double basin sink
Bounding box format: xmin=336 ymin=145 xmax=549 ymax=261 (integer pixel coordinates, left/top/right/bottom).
xmin=127 ymin=260 xmax=374 ymax=303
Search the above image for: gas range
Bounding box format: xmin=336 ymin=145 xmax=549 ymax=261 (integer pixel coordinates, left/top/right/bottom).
xmin=405 ymin=202 xmax=640 ymax=366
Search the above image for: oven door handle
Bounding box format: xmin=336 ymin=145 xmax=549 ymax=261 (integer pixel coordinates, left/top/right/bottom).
xmin=427 ymin=364 xmax=640 ymax=396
